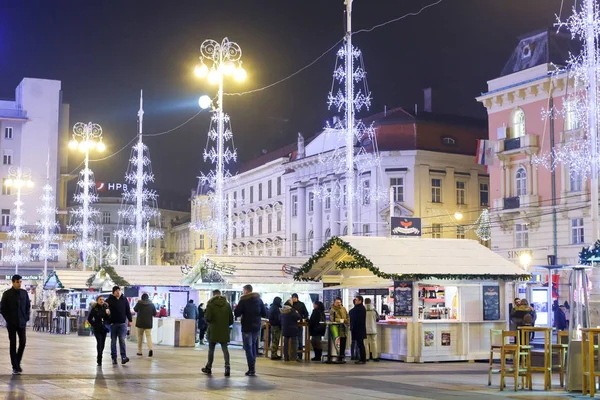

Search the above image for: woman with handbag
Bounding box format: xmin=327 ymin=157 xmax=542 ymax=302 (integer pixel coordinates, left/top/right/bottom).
xmin=309 ymin=301 xmax=326 ymax=361
xmin=87 ymin=295 xmax=110 ymax=366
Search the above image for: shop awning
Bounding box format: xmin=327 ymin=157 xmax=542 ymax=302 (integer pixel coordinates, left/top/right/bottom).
xmin=112 ymin=265 xmax=190 ymax=287
xmin=44 ymin=270 xmax=94 ymax=290
xmin=295 ymin=236 xmax=530 ymax=282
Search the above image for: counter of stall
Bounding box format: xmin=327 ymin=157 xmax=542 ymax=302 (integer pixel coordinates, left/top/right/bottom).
xmin=294 ymin=236 xmax=530 ymax=363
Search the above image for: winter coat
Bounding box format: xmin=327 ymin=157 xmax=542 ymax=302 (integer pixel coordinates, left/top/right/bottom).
xmin=205 ymin=295 xmax=234 ymax=344
xmin=329 ymin=304 xmax=349 ymax=337
xmin=269 ymin=297 xmax=282 ymax=327
xmin=365 ymin=304 xmax=379 ymax=335
xmin=309 ymin=306 xmax=326 ymax=337
xmin=0 ymin=287 xmax=31 ymax=328
xmin=234 ymin=292 xmax=267 ymax=333
xmin=280 ymin=305 xmax=301 ymax=337
xmin=134 ymin=300 xmax=156 ymax=329
xmin=292 ymin=300 xmax=309 ymax=320
xmin=349 ymin=303 xmax=367 ymax=340
xmin=87 ymin=302 xmax=110 ymax=333
xmin=511 ymin=305 xmax=534 ymax=327
xmin=157 ymin=307 xmax=168 ymax=318
xmin=106 ymin=294 xmax=132 ymax=325
xmin=183 ymin=303 xmax=198 ymax=320
xmin=555 ymin=309 xmax=567 ymax=330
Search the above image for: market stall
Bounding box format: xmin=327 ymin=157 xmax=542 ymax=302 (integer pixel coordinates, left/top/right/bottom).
xmin=294 ymin=236 xmax=529 ymax=363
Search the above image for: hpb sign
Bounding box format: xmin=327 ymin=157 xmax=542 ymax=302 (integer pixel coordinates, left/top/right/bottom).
xmin=96 ymin=182 xmax=129 ymax=192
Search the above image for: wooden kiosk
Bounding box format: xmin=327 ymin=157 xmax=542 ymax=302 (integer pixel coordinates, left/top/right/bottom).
xmin=294 ymin=236 xmax=530 ymax=363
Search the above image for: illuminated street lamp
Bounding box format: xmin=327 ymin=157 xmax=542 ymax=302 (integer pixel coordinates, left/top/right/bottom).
xmin=68 ymin=122 xmax=105 ymax=271
xmin=3 ymin=167 xmax=34 ymax=273
xmin=194 ymin=38 xmax=246 ymax=255
xmin=519 ymin=252 xmax=532 ymax=271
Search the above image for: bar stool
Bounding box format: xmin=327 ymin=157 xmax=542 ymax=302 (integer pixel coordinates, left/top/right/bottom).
xmin=499 ymin=330 xmax=532 ymax=391
xmin=519 ymin=326 xmax=553 ymax=390
xmin=488 ymin=329 xmax=504 ymax=386
xmin=582 ymin=328 xmax=600 ymax=397
xmin=552 ymin=330 xmax=568 ymax=388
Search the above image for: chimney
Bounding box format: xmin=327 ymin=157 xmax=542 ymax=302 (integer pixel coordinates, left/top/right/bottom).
xmin=423 ymin=87 xmax=432 ymax=112
xmin=297 ymin=132 xmax=305 ymax=159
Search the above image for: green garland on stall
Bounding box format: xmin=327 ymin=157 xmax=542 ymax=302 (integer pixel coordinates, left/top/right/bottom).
xmin=294 ymin=236 xmax=531 ymax=282
xmin=85 ymin=262 xmax=130 ymax=288
xmin=579 ymin=240 xmax=600 ymax=265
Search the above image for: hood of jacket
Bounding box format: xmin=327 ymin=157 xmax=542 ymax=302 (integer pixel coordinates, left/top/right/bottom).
xmin=515 ymin=305 xmax=532 ymax=312
xmin=208 ymin=295 xmax=228 ymax=308
xmin=281 ymin=305 xmax=293 ymax=314
xmin=239 ymin=292 xmax=261 ymax=302
xmin=272 ymin=297 xmax=282 ymax=308
xmin=365 ymin=304 xmax=374 ymax=311
xmin=137 ymin=299 xmax=153 ymax=306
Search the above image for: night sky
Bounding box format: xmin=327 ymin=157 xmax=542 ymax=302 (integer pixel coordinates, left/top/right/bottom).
xmin=0 ymin=0 xmax=574 ymax=195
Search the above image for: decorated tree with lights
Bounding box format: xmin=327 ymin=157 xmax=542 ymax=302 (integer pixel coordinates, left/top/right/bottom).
xmin=474 ymin=209 xmax=492 ymax=242
xmin=34 ymin=179 xmax=60 ymax=281
xmin=116 ymin=92 xmax=163 ymax=265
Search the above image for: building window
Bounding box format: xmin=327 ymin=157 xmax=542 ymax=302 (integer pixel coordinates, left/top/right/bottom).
xmin=276 ymin=248 xmax=282 ymax=256
xmin=102 ymin=232 xmax=111 ymax=246
xmin=2 ymin=179 xmax=10 ymax=196
xmin=456 ymin=181 xmax=466 ymax=205
xmin=291 ymin=233 xmax=298 ymax=255
xmin=233 ymin=191 xmax=237 ymax=207
xmin=432 ymin=223 xmax=442 ymax=238
xmin=363 ymin=224 xmax=370 ymax=236
xmin=390 ymin=177 xmax=404 ymax=202
xmin=565 ymin=100 xmax=581 ymax=131
xmin=362 ymin=180 xmax=370 ymax=205
xmin=572 ymin=218 xmax=585 ymax=244
xmin=324 ymin=228 xmax=331 ymax=241
xmin=250 ymin=186 xmax=254 ymax=203
xmin=456 ymin=226 xmax=465 ymax=239
xmin=516 ymin=167 xmax=527 ymax=196
xmin=511 ymin=108 xmax=525 ymax=138
xmin=232 ymin=228 xmax=236 ymax=240
xmin=199 ymin=234 xmax=205 ymax=249
xmin=258 ymin=183 xmax=263 ymax=202
xmin=4 ymin=127 xmax=13 ymax=140
xmin=30 ymin=243 xmax=40 ymax=261
xmin=292 ymin=195 xmax=298 ymax=217
xmin=308 ymin=231 xmax=314 ymax=255
xmin=277 ymin=212 xmax=282 ymax=231
xmin=343 ymin=185 xmax=347 ymax=206
xmin=480 ymin=183 xmax=489 ymax=206
xmin=102 ymin=211 xmax=111 ymax=224
xmin=1 ymin=209 xmax=9 ymax=226
xmin=249 ymin=218 xmax=254 ymax=236
xmin=49 ymin=244 xmax=58 ymax=262
xmin=570 ymin=169 xmax=583 ymax=192
xmin=268 ymin=180 xmax=272 ymax=199
xmin=515 ymin=223 xmax=529 ymax=248
xmin=325 ymin=189 xmax=331 ymax=210
xmin=343 ymin=225 xmax=348 ymax=235
xmin=241 ymin=189 xmax=245 ymax=205
xmin=431 ymin=179 xmax=442 ymax=203
xmin=258 ymin=216 xmax=263 ymax=235
xmin=267 ymin=213 xmax=273 ymax=233
xmin=308 ymin=192 xmax=314 ymax=212
xmin=277 ymin=177 xmax=282 ymax=196
xmin=3 ymin=150 xmax=12 ymax=165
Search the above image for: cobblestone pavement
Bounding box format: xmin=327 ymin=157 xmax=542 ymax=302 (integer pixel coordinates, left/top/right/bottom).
xmin=0 ymin=330 xmax=589 ymax=399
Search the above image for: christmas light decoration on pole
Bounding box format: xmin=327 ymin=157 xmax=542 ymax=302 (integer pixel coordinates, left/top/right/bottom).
xmin=3 ymin=167 xmax=34 ymax=273
xmin=316 ymin=0 xmax=381 ymax=235
xmin=68 ymin=122 xmax=106 ymax=271
xmin=117 ymin=91 xmax=162 ymax=265
xmin=193 ymin=38 xmax=246 ymax=255
xmin=34 ymin=158 xmax=60 ymax=283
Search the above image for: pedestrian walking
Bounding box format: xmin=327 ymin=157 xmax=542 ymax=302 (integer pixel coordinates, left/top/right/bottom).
xmin=87 ymin=295 xmax=110 ymax=366
xmin=134 ymin=293 xmax=156 ymax=357
xmin=291 ymin=293 xmax=308 ymax=359
xmin=309 ymin=301 xmax=326 ymax=362
xmin=106 ymin=285 xmax=132 ymax=365
xmin=268 ymin=296 xmax=283 ymax=360
xmin=202 ymin=289 xmax=234 ymax=377
xmin=349 ymin=295 xmax=367 ymax=364
xmin=364 ymin=298 xmax=379 ymax=361
xmin=0 ymin=275 xmax=30 ymax=375
xmin=198 ymin=303 xmax=207 ymax=345
xmin=234 ymin=284 xmax=267 ymax=376
xmin=329 ymin=297 xmax=349 ymax=361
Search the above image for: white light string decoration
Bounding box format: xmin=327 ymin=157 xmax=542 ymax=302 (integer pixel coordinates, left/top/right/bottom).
xmin=67 ymin=122 xmax=106 ymax=270
xmin=315 ymin=0 xmax=382 ymax=235
xmin=2 ymin=167 xmax=34 ymax=273
xmin=193 ymin=38 xmax=246 ymax=255
xmin=116 ymin=91 xmax=163 ymax=265
xmin=34 ymin=158 xmax=60 ymax=282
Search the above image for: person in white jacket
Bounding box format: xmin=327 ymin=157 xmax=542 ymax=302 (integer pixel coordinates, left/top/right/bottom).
xmin=364 ymin=298 xmax=379 ymax=361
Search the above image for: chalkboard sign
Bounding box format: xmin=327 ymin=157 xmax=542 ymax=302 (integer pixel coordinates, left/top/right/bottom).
xmin=482 ymin=285 xmax=500 ymax=321
xmin=393 ymin=281 xmax=413 ymax=317
xmin=323 ymin=289 xmax=342 ymax=312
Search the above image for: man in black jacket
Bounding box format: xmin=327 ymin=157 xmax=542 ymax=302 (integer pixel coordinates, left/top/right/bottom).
xmin=291 ymin=293 xmax=308 ymax=359
xmin=106 ymin=285 xmax=133 ymax=365
xmin=0 ymin=275 xmax=30 ymax=374
xmin=349 ymin=295 xmax=367 ymax=364
xmin=234 ymin=284 xmax=266 ymax=376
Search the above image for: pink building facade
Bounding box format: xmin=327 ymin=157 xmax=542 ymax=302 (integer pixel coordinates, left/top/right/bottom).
xmin=477 ymin=30 xmax=586 ymax=277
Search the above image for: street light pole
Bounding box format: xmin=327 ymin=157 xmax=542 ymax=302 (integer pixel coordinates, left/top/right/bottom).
xmin=345 ymin=0 xmax=355 ymax=236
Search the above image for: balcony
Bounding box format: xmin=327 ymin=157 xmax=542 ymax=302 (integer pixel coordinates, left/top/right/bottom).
xmin=498 ymin=134 xmax=539 ymax=156
xmin=493 ymin=195 xmax=540 ymax=211
xmin=0 ymin=108 xmax=27 ymax=120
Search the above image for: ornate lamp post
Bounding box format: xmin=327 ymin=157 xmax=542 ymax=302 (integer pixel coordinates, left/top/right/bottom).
xmin=4 ymin=167 xmax=34 ymax=273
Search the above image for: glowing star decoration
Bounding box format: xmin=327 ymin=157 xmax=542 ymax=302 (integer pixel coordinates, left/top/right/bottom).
xmin=2 ymin=167 xmax=34 ymax=272
xmin=116 ymin=91 xmax=163 ymax=265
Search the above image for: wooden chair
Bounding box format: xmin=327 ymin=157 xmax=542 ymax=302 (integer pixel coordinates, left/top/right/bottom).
xmin=488 ymin=329 xmax=504 ymax=386
xmin=582 ymin=328 xmax=600 ymax=397
xmin=519 ymin=326 xmax=553 ymax=390
xmin=500 ymin=330 xmax=532 ymax=391
xmin=552 ymin=330 xmax=568 ymax=388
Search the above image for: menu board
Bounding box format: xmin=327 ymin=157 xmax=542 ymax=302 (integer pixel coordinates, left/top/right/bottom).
xmin=482 ymin=285 xmax=500 ymax=321
xmin=393 ymin=281 xmax=413 ymax=317
xmin=323 ymin=289 xmax=342 ymax=312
